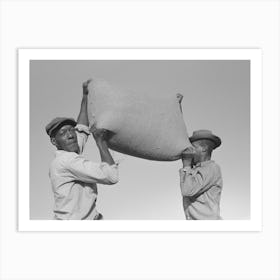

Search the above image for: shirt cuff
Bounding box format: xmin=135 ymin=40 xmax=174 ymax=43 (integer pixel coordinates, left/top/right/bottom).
xmin=75 ymin=124 xmax=90 ymax=135
xmin=100 ymin=162 xmax=119 ymax=169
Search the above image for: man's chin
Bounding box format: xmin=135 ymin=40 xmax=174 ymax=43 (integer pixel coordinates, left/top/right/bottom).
xmin=67 ymin=143 xmax=79 ymax=153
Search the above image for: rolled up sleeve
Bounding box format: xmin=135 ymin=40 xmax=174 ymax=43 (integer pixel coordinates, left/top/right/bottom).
xmin=65 ymin=155 xmax=119 ymax=185
xmin=75 ymin=124 xmax=90 ymax=154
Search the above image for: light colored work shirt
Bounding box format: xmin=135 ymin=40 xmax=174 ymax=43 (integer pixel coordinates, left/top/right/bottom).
xmin=49 ymin=124 xmax=118 ymax=220
xmin=179 ymin=160 xmax=223 ymax=220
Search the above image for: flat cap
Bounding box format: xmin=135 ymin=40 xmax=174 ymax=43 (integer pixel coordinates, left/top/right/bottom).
xmin=45 ymin=117 xmax=77 ymax=137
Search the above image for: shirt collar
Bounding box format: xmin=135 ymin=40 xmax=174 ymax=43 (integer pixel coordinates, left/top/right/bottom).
xmin=55 ymin=149 xmax=78 ymax=156
xmin=55 ymin=150 xmax=68 ymax=156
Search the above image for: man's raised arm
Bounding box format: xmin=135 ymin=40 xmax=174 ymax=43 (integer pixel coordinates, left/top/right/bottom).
xmin=77 ymin=79 xmax=92 ymax=126
xmin=90 ymin=126 xmax=116 ymax=166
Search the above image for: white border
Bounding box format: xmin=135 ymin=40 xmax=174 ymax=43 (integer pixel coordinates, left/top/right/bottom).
xmin=18 ymin=48 xmax=262 ymax=232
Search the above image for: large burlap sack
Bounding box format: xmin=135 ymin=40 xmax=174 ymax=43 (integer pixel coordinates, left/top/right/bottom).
xmin=87 ymin=78 xmax=191 ymax=161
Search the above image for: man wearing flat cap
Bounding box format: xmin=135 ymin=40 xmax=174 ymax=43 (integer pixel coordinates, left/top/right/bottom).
xmin=46 ymin=80 xmax=118 ymax=220
xmin=180 ymin=130 xmax=223 ymax=220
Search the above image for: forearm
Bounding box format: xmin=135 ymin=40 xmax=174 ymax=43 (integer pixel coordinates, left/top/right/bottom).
xmin=180 ymin=170 xmax=203 ymax=197
xmin=180 ymin=171 xmax=194 ymax=197
xmin=96 ymin=139 xmax=115 ymax=166
xmin=77 ymin=95 xmax=89 ymax=126
xmin=180 ymin=170 xmax=213 ymax=198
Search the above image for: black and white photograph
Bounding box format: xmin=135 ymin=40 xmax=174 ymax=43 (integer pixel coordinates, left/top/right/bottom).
xmin=1 ymin=1 xmax=280 ymax=280
xmin=18 ymin=49 xmax=261 ymax=231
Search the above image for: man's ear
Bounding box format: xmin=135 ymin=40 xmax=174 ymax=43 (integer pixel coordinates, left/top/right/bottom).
xmin=51 ymin=137 xmax=57 ymax=147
